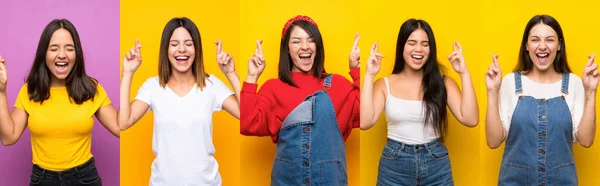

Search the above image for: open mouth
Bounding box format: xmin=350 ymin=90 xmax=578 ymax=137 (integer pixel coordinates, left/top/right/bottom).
xmin=55 ymin=62 xmax=69 ymax=73
xmin=298 ymin=53 xmax=312 ymax=63
xmin=411 ymin=55 xmax=425 ymax=64
xmin=536 ymin=53 xmax=549 ymax=63
xmin=175 ymin=56 xmax=189 ymax=64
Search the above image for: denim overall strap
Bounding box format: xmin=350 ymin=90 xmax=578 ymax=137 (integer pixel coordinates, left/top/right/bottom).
xmin=514 ymin=72 xmax=523 ymax=95
xmin=561 ymin=73 xmax=569 ymax=95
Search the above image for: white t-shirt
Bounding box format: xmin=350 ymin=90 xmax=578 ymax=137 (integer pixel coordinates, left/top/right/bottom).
xmin=135 ymin=75 xmax=233 ymax=186
xmin=499 ymin=73 xmax=583 ymax=142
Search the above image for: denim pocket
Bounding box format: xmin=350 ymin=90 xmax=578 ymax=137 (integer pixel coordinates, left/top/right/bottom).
xmin=428 ymin=144 xmax=449 ymax=160
xmin=498 ymin=163 xmax=529 ymax=186
xmin=29 ymin=168 xmax=43 ymax=185
xmin=271 ymin=158 xmax=294 ymax=186
xmin=553 ymin=163 xmax=577 ymax=186
xmin=319 ymin=160 xmax=347 ymax=186
xmin=381 ymin=145 xmax=400 ymax=160
xmin=77 ymin=165 xmax=101 ymax=185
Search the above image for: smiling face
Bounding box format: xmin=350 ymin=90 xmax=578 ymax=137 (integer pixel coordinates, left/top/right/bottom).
xmin=168 ymin=27 xmax=195 ymax=73
xmin=288 ymin=26 xmax=316 ymax=73
xmin=402 ymin=28 xmax=430 ymax=71
xmin=45 ymin=28 xmax=76 ymax=81
xmin=526 ymin=23 xmax=561 ymax=72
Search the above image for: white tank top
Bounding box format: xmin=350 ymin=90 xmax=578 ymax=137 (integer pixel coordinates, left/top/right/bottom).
xmin=384 ymin=77 xmax=438 ymax=144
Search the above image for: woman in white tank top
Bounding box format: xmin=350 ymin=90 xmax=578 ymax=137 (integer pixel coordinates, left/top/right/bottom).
xmin=360 ymin=19 xmax=479 ymax=186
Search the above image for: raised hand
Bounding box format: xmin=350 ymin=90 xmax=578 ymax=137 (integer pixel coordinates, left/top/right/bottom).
xmin=215 ymin=39 xmax=235 ymax=75
xmin=123 ymin=39 xmax=142 ymax=74
xmin=485 ymin=54 xmax=502 ymax=92
xmin=0 ymin=55 xmax=7 ymax=92
xmin=365 ymin=41 xmax=384 ymax=77
xmin=349 ymin=33 xmax=360 ymax=70
xmin=447 ymin=41 xmax=468 ymax=75
xmin=247 ymin=39 xmax=266 ymax=82
xmin=583 ymin=54 xmax=599 ymax=91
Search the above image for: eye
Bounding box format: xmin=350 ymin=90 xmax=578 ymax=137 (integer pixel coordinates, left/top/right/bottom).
xmin=170 ymin=43 xmax=178 ymax=47
xmin=422 ymin=42 xmax=430 ymax=47
xmin=185 ymin=42 xmax=194 ymax=47
xmin=406 ymin=41 xmax=416 ymax=46
xmin=308 ymin=38 xmax=315 ymax=43
xmin=49 ymin=48 xmax=58 ymax=52
xmin=292 ymin=40 xmax=300 ymax=44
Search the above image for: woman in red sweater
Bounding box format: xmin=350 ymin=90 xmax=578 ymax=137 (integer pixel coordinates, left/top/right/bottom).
xmin=240 ymin=15 xmax=360 ymax=185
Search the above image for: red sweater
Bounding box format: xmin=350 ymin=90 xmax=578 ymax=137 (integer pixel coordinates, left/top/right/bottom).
xmin=241 ymin=68 xmax=360 ymax=142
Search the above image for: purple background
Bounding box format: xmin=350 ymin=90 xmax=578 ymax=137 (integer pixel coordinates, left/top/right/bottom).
xmin=0 ymin=0 xmax=120 ymax=185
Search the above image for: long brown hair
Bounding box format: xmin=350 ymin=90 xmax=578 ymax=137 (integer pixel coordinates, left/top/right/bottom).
xmin=158 ymin=17 xmax=208 ymax=89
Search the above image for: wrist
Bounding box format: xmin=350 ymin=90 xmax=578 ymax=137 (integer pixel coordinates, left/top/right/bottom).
xmin=246 ymin=75 xmax=258 ymax=84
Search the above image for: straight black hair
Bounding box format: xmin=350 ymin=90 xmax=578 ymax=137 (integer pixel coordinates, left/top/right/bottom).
xmin=27 ymin=19 xmax=97 ymax=104
xmin=392 ymin=19 xmax=448 ymax=141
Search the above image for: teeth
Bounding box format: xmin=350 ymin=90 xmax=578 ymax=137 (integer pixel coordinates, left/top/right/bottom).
xmin=56 ymin=62 xmax=67 ymax=66
xmin=537 ymin=53 xmax=549 ymax=57
xmin=299 ymin=54 xmax=311 ymax=58
xmin=176 ymin=56 xmax=188 ymax=60
xmin=412 ymin=55 xmax=423 ymax=59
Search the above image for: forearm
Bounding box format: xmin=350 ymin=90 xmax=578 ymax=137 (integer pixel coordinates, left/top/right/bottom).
xmin=458 ymin=72 xmax=479 ymax=127
xmin=226 ymin=71 xmax=241 ymax=104
xmin=485 ymin=91 xmax=505 ymax=148
xmin=577 ymin=90 xmax=596 ymax=147
xmin=360 ymin=74 xmax=375 ymax=130
xmin=118 ymin=73 xmax=134 ymax=130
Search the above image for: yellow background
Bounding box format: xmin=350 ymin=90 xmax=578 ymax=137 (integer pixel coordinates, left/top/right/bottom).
xmin=119 ymin=0 xmax=240 ymax=185
xmin=239 ymin=0 xmax=361 ymax=185
xmin=480 ymin=0 xmax=600 ymax=185
xmin=359 ymin=0 xmax=482 ymax=185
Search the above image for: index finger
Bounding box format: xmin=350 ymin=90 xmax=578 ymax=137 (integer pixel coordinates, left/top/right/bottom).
xmin=352 ymin=32 xmax=360 ymax=50
xmin=492 ymin=53 xmax=500 ymax=67
xmin=454 ymin=41 xmax=462 ymax=52
xmin=135 ymin=39 xmax=142 ymax=53
xmin=256 ymin=39 xmax=263 ymax=54
xmin=587 ymin=54 xmax=596 ymax=67
xmin=215 ymin=39 xmax=223 ymax=54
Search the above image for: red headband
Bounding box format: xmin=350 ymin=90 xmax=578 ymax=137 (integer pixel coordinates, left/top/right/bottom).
xmin=281 ymin=15 xmax=318 ymax=39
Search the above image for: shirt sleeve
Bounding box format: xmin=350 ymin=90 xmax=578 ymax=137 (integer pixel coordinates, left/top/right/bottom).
xmin=571 ymin=74 xmax=584 ymax=142
xmin=134 ymin=77 xmax=156 ymax=109
xmin=95 ymin=83 xmax=111 ymax=109
xmin=13 ymin=85 xmax=28 ymax=111
xmin=348 ymin=68 xmax=360 ymax=129
xmin=499 ymin=73 xmax=515 ymax=135
xmin=240 ymin=81 xmax=276 ymax=136
xmin=209 ymin=75 xmax=234 ymax=112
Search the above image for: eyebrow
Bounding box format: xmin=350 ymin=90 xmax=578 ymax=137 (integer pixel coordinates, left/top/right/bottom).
xmin=407 ymin=39 xmax=429 ymax=42
xmin=49 ymin=44 xmax=74 ymax=47
xmin=170 ymin=39 xmax=194 ymax=42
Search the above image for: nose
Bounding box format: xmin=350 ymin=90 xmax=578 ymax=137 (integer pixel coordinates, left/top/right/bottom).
xmin=538 ymin=40 xmax=548 ymax=51
xmin=415 ymin=44 xmax=423 ymax=52
xmin=177 ymin=44 xmax=186 ymax=53
xmin=300 ymin=41 xmax=309 ymax=50
xmin=57 ymin=48 xmax=67 ymax=59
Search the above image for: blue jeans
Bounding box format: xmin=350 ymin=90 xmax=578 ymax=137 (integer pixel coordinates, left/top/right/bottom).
xmin=30 ymin=157 xmax=102 ymax=186
xmin=377 ymin=138 xmax=453 ymax=186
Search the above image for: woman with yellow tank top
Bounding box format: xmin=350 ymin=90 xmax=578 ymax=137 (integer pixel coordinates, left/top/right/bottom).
xmin=0 ymin=19 xmax=120 ymax=186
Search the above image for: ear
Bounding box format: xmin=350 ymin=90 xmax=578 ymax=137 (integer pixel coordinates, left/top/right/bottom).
xmin=558 ymin=39 xmax=562 ymax=51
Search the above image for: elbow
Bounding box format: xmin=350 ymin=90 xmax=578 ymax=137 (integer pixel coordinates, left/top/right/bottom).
xmin=580 ymin=140 xmax=594 ymax=148
xmin=459 ymin=115 xmax=479 ymax=128
xmin=360 ymin=120 xmax=374 ymax=130
xmin=1 ymin=137 xmax=16 ymax=146
xmin=486 ymin=140 xmax=501 ymax=149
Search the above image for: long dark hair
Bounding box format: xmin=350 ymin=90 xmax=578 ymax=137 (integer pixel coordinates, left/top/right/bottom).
xmin=392 ymin=19 xmax=448 ymax=141
xmin=278 ymin=20 xmax=326 ymax=87
xmin=158 ymin=17 xmax=208 ymax=89
xmin=27 ymin=19 xmax=97 ymax=104
xmin=514 ymin=14 xmax=570 ymax=74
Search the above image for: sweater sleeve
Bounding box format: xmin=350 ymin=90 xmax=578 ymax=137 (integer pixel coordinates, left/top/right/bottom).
xmin=348 ymin=67 xmax=360 ymax=129
xmin=240 ymin=81 xmax=276 ymax=136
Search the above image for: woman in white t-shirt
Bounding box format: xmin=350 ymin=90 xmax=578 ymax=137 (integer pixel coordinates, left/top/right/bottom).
xmin=118 ymin=17 xmax=240 ymax=186
xmin=485 ymin=14 xmax=598 ymax=185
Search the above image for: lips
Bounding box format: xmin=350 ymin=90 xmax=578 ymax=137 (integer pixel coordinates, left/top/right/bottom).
xmin=298 ymin=53 xmax=312 ymax=63
xmin=175 ymin=56 xmax=189 ymax=64
xmin=411 ymin=54 xmax=425 ymax=64
xmin=54 ymin=61 xmax=69 ymax=74
xmin=536 ymin=53 xmax=549 ymax=63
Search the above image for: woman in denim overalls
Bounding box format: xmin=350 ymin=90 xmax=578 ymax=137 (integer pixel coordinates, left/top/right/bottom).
xmin=485 ymin=15 xmax=598 ymax=186
xmin=361 ymin=19 xmax=479 ymax=186
xmin=240 ymin=16 xmax=361 ymax=185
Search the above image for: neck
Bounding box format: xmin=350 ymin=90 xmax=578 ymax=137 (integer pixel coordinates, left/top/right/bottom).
xmin=526 ymin=67 xmax=561 ymax=83
xmin=50 ymin=76 xmax=66 ymax=87
xmin=169 ymin=70 xmax=195 ymax=85
xmin=401 ymin=67 xmax=424 ymax=79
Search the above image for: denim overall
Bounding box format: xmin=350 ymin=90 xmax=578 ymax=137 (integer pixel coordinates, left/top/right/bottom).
xmin=271 ymin=75 xmax=348 ymax=186
xmin=498 ymin=72 xmax=577 ymax=186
